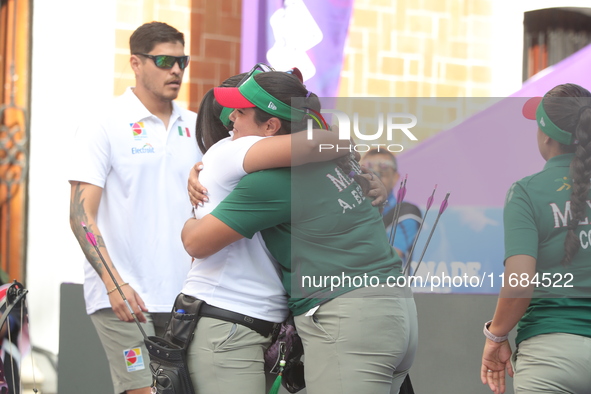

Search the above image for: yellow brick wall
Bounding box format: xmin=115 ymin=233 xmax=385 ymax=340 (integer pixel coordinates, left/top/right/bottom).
xmin=112 ymin=0 xmax=194 ymax=108
xmin=340 ymin=0 xmax=493 ymax=98
xmin=188 ymin=0 xmax=242 ymax=112
xmin=108 ymin=0 xmax=495 ymax=148
xmin=338 ymin=0 xmax=494 ymax=147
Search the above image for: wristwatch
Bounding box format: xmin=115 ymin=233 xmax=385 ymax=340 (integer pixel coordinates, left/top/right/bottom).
xmin=483 ymin=320 xmax=508 ymax=343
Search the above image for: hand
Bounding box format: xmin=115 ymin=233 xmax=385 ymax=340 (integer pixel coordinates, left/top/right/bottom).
xmin=481 ymin=339 xmax=513 ymax=394
xmin=188 ymin=162 xmax=208 ymax=208
xmin=359 ymin=166 xmax=388 ymax=207
xmin=108 ymin=284 xmax=147 ymax=323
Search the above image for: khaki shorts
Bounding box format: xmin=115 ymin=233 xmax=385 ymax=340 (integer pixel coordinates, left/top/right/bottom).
xmin=90 ymin=308 xmax=170 ymax=394
xmin=512 ymin=332 xmax=591 ymax=393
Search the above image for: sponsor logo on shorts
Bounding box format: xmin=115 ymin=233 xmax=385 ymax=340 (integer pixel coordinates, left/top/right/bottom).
xmin=123 ymin=347 xmax=145 ymax=372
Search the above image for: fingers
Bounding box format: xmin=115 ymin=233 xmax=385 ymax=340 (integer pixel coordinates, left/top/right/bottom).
xmin=485 ymin=369 xmax=497 ymax=394
xmin=110 ymin=298 xmax=128 ymax=322
xmin=109 ymin=286 xmax=147 ymax=323
xmin=480 ymin=364 xmax=489 ymax=385
xmin=372 ymin=193 xmax=387 ymax=207
xmin=110 ymin=295 xmax=133 ymax=322
xmin=123 ymin=287 xmax=147 ymax=323
xmin=372 ymin=197 xmax=386 ymax=206
xmin=359 ymin=173 xmax=376 ymax=186
xmin=188 ymin=162 xmax=208 ymax=207
xmin=487 ymin=371 xmax=497 ymax=394
xmin=134 ymin=292 xmax=148 ymax=323
xmin=188 ymin=191 xmax=198 ymax=208
xmin=506 ymin=359 xmax=514 ymax=378
xmin=481 ymin=367 xmax=505 ymax=394
xmin=358 ymin=166 xmax=388 ymax=206
xmin=135 ymin=309 xmax=147 ymax=323
xmin=188 ymin=188 xmax=207 ymax=207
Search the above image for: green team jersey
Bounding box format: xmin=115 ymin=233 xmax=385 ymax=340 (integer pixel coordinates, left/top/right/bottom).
xmin=211 ymin=162 xmax=402 ymax=316
xmin=503 ymin=153 xmax=591 ymax=344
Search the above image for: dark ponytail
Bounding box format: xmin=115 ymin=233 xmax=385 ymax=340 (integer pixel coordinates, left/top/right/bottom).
xmin=543 ymin=83 xmax=591 ymax=265
xmin=196 ymin=73 xmax=249 ymax=153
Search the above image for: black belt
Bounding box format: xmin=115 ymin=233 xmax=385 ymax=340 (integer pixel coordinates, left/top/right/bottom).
xmin=198 ymin=302 xmax=279 ymax=337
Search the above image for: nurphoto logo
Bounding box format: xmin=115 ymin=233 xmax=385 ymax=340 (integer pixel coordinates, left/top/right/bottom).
xmin=306 ymin=109 xmax=418 ymax=153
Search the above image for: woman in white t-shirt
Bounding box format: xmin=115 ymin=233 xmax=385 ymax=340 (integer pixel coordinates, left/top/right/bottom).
xmin=179 ymin=68 xmax=358 ymax=393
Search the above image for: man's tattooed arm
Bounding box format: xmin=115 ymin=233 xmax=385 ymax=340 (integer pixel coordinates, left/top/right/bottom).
xmin=69 ymin=182 xmax=107 ymax=276
xmin=68 ymin=181 xmax=145 ymax=322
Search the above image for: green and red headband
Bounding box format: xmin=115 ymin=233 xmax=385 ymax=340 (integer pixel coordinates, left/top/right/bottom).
xmin=522 ymin=96 xmax=574 ymax=145
xmin=214 ymin=72 xmax=307 ymax=122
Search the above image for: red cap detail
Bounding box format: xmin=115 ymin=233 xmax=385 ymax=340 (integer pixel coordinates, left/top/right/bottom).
xmin=214 ymin=87 xmax=255 ymax=109
xmin=522 ymin=96 xmax=542 ymax=120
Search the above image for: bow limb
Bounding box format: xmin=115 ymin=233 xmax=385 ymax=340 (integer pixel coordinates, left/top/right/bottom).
xmin=0 ymin=281 xmax=28 ymax=333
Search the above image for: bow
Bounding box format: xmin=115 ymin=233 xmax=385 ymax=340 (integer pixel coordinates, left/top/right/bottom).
xmin=0 ymin=280 xmax=31 ymax=393
xmin=0 ymin=281 xmax=27 ymax=334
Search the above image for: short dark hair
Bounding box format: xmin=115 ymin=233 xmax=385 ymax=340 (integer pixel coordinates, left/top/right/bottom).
xmin=129 ymin=21 xmax=185 ymax=54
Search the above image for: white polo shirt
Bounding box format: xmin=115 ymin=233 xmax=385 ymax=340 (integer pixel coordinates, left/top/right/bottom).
xmin=181 ymin=135 xmax=289 ymax=323
xmin=69 ymin=87 xmax=201 ymax=315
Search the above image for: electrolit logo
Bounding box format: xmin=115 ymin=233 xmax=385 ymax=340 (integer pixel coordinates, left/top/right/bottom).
xmin=132 ymin=143 xmax=155 ymax=154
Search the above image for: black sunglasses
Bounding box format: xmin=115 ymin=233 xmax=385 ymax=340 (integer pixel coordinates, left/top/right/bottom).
xmin=237 ymin=63 xmax=275 ymax=86
xmin=134 ymin=53 xmax=190 ymax=70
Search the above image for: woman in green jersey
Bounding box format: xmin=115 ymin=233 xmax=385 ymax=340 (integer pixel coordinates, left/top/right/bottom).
xmin=481 ymin=83 xmax=591 ymax=394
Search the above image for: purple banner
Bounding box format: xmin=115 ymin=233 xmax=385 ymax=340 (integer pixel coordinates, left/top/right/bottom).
xmin=241 ymin=0 xmax=354 ymax=98
xmin=398 ymin=43 xmax=591 ymax=207
xmin=396 ymin=44 xmax=591 ymax=294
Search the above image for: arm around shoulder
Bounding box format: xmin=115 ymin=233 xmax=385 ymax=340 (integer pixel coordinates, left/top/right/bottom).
xmin=181 ymin=215 xmax=244 ymax=259
xmin=243 ymin=130 xmax=351 ymax=173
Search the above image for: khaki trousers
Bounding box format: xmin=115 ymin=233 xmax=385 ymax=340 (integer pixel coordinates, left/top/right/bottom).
xmin=294 ymin=285 xmax=418 ymax=394
xmin=187 ymin=317 xmax=272 ymax=394
xmin=512 ymin=332 xmax=591 ymax=393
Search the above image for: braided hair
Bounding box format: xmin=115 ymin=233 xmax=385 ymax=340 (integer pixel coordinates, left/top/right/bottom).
xmin=543 ymin=83 xmax=591 ymax=265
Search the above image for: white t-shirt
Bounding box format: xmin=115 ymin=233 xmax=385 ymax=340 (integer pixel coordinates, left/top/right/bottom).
xmin=181 ymin=135 xmax=289 ymax=323
xmin=69 ymin=87 xmax=201 ymax=314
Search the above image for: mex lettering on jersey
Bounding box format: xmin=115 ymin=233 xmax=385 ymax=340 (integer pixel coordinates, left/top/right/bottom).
xmin=549 ymin=200 xmax=591 ymax=249
xmin=325 ymin=161 xmax=366 ymax=214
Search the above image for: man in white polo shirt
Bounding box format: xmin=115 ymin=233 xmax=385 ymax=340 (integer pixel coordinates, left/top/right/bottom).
xmin=68 ymin=22 xmax=200 ymax=394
